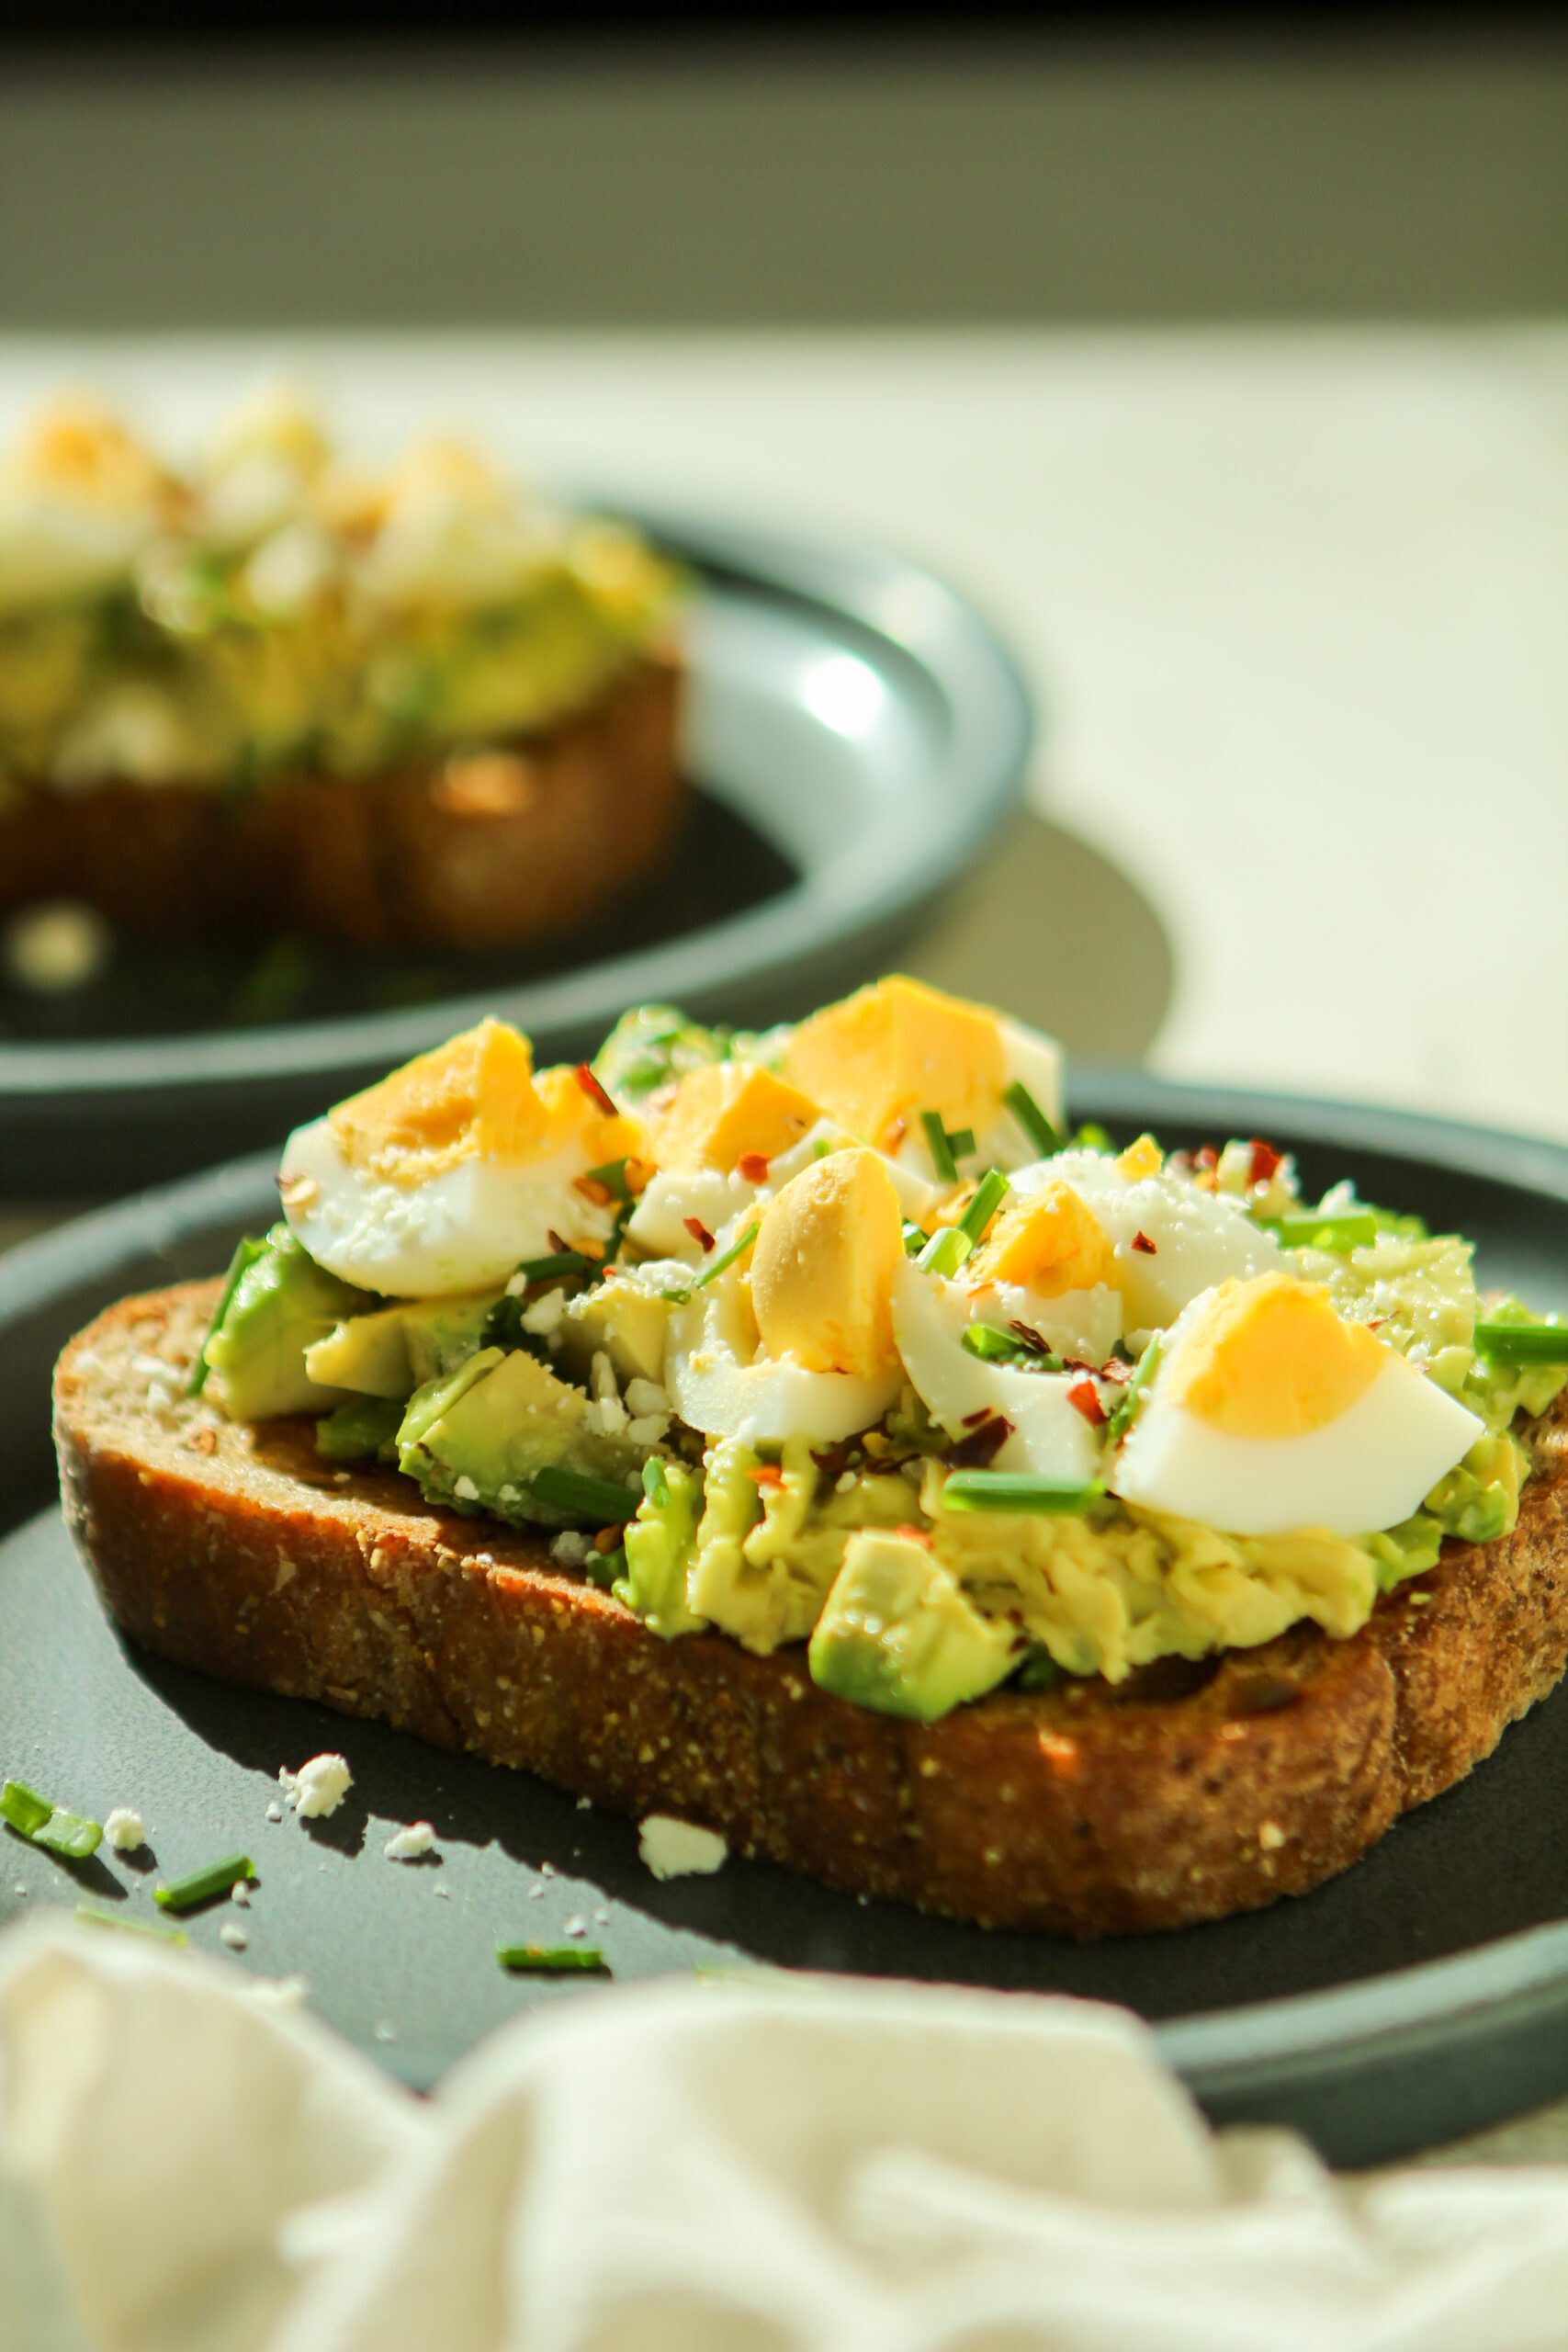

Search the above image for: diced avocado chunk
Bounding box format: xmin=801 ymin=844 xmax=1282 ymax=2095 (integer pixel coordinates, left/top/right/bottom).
xmin=559 ymin=1270 xmax=672 ymax=1387
xmin=397 ymin=1347 xmax=643 ymax=1528
xmin=316 ymin=1395 xmax=405 ymax=1462
xmin=203 ymin=1226 xmax=375 ymax=1420
xmin=305 ymin=1291 xmax=498 ymax=1401
xmin=618 ymin=1459 xmax=705 ymax=1636
xmin=807 ymin=1530 xmax=1017 ymax=1724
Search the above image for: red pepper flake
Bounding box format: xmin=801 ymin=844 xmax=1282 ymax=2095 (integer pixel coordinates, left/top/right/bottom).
xmin=892 ymin=1523 xmax=934 ymax=1547
xmin=1066 ymin=1377 xmax=1107 ymax=1428
xmin=1249 ymin=1138 xmax=1282 ymax=1189
xmin=1194 ymin=1144 xmax=1219 ymax=1174
xmin=947 ymin=1414 xmax=1014 ymax=1469
xmin=745 ymin=1464 xmax=785 ymax=1489
xmin=1097 ymin=1355 xmax=1134 ymax=1385
xmin=1009 ymin=1319 xmax=1051 ymax=1354
xmin=573 ymin=1061 xmax=618 ymax=1118
xmin=960 ymin=1407 xmax=992 ymax=1428
xmin=574 ymin=1175 xmax=615 ymax=1208
xmin=547 ymin=1229 xmax=571 ymax=1256
xmin=737 ymin=1151 xmax=772 ymax=1183
xmin=622 ymin=1155 xmax=654 ymax=1197
xmin=1039 ymin=1732 xmax=1080 ymax=1779
xmin=592 ymin=1525 xmax=621 ymax=1553
xmin=683 ymin=1216 xmax=716 ymax=1252
xmin=1132 ymin=1230 xmax=1156 ymax=1254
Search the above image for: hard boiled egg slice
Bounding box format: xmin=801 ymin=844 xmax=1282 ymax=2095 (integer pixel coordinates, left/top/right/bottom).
xmin=961 ymin=1179 xmax=1125 ymax=1363
xmin=1010 ymin=1146 xmax=1283 ymax=1335
xmin=1110 ymin=1272 xmax=1483 ymax=1537
xmin=279 ymin=1020 xmax=640 ymax=1297
xmin=891 ymin=1260 xmax=1105 ymax=1483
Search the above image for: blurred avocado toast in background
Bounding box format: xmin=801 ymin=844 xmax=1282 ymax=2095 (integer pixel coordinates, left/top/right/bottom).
xmin=0 ymin=387 xmax=683 ymax=960
xmin=53 ymin=978 xmax=1568 ymax=1936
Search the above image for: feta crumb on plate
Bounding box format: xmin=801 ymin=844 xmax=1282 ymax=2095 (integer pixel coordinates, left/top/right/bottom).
xmin=638 ymin=1815 xmax=729 ymax=1882
xmin=279 ymin=1753 xmax=353 ymax=1819
xmin=383 ymin=1821 xmax=437 ymax=1861
xmin=102 ymin=1806 xmax=145 ymax=1852
xmin=219 ymin=1921 xmax=248 ymax=1951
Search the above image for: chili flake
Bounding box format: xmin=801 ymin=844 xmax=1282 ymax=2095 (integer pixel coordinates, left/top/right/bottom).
xmin=1066 ymin=1377 xmax=1107 ymax=1428
xmin=683 ymin=1216 xmax=716 ymax=1252
xmin=573 ymin=1062 xmax=619 ymax=1118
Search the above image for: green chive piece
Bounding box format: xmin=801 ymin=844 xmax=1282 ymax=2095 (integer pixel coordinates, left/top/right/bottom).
xmin=1003 ymin=1081 xmax=1062 ymax=1158
xmin=187 ymin=1234 xmax=266 ymax=1396
xmin=1258 ymin=1210 xmax=1379 ymax=1250
xmin=0 ymin=1781 xmax=53 ymax=1839
xmin=532 ymin=1466 xmax=640 ymax=1524
xmin=584 ymin=1547 xmax=625 ymax=1591
xmin=691 ymin=1222 xmax=760 ymax=1292
xmin=902 ymin=1220 xmax=928 ymax=1258
xmin=917 ymin=1225 xmax=973 ymax=1280
xmin=1 ymin=1780 xmax=102 ymax=1860
xmin=582 ymin=1159 xmax=633 ymax=1203
xmin=514 ymin=1250 xmax=592 ymax=1284
xmin=961 ymin=1323 xmax=1022 ymax=1363
xmin=1074 ymin=1122 xmax=1112 ymax=1153
xmin=74 ymin=1905 xmax=188 ymax=1948
xmin=943 ymin=1471 xmax=1106 ymax=1515
xmin=153 ymin=1853 xmax=254 ymax=1915
xmin=1473 ymin=1319 xmax=1568 ymax=1366
xmin=920 ymin=1111 xmax=957 ymax=1184
xmin=496 ymin=1942 xmax=608 ymax=1973
xmin=642 ymin=1456 xmax=671 ymax=1508
xmin=946 ymin=1126 xmax=976 ymax=1162
xmin=959 ymin=1168 xmax=1010 ymax=1244
xmin=1106 ymin=1333 xmax=1163 ymax=1445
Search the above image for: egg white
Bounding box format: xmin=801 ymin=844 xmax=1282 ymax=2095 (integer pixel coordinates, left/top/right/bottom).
xmin=1110 ymin=1336 xmax=1483 ymax=1537
xmin=664 ymin=1269 xmax=901 ymax=1447
xmin=891 ymin=1261 xmax=1104 ymax=1482
xmin=279 ymin=1114 xmax=618 ymax=1298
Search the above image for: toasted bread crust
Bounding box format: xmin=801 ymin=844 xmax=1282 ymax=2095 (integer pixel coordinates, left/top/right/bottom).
xmin=1 ymin=652 xmax=682 ymax=952
xmin=53 ymin=1283 xmax=1568 ymax=1938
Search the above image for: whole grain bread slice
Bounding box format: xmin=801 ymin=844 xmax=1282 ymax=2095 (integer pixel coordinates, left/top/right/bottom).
xmin=52 ymin=1282 xmax=1568 ymax=1938
xmin=2 ymin=651 xmax=682 ymax=953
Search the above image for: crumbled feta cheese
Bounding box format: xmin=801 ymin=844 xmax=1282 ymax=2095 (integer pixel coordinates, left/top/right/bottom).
xmin=549 ymin=1530 xmax=592 ymax=1566
xmin=102 ymin=1806 xmax=145 ymax=1852
xmin=384 ymin=1821 xmax=437 ymax=1861
xmin=625 ymin=1376 xmax=670 ymax=1417
xmin=280 ymin=1752 xmax=353 ymax=1819
xmin=626 ymin=1413 xmax=670 ymax=1445
xmin=563 ymin=1914 xmax=587 ymax=1938
xmin=265 ymin=1801 xmax=285 ymax=1824
xmin=638 ymin=1815 xmax=729 ymax=1881
xmin=539 ymin=1860 xmax=557 ymax=1878
xmin=231 ymin=1879 xmax=252 ymax=1906
xmin=528 ymin=1882 xmax=546 ymax=1899
xmin=521 ymin=1287 xmax=566 ymax=1337
xmin=584 ymin=1392 xmax=629 ymax=1438
xmin=219 ymin=1921 xmax=248 ymax=1951
xmin=452 ymin=1474 xmax=480 ymax=1503
xmin=590 ymin=1350 xmax=618 ymax=1404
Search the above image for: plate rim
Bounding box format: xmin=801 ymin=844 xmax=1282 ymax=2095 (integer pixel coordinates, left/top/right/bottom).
xmin=0 ymin=503 xmax=1034 ymax=1100
xmin=6 ymin=1069 xmax=1568 ymax=2154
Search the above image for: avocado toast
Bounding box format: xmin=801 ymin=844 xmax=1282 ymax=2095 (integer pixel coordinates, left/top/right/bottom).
xmin=52 ymin=980 xmax=1568 ymax=1936
xmin=0 ymin=391 xmax=683 ymax=952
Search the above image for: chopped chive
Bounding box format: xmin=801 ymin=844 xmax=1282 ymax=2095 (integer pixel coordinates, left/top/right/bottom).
xmin=581 ymin=1159 xmax=633 ymax=1204
xmin=2 ymin=1779 xmax=102 ymax=1859
xmin=641 ymin=1456 xmax=671 ymax=1508
xmin=1473 ymin=1319 xmax=1568 ymax=1366
xmin=1075 ymin=1122 xmax=1112 ymax=1153
xmin=942 ymin=1471 xmax=1106 ymax=1515
xmin=691 ymin=1222 xmax=759 ymax=1292
xmin=515 ymin=1250 xmax=592 ymax=1284
xmin=959 ymin=1168 xmax=1010 ymax=1244
xmin=1258 ymin=1210 xmax=1379 ymax=1250
xmin=901 ymin=1220 xmax=928 ymax=1258
xmin=920 ymin=1110 xmax=957 ymax=1183
xmin=1106 ymin=1333 xmax=1162 ymax=1444
xmin=188 ymin=1234 xmax=265 ymax=1396
xmin=584 ymin=1546 xmax=625 ymax=1590
xmin=0 ymin=1781 xmax=52 ymax=1839
xmin=497 ymin=1942 xmax=608 ymax=1973
xmin=917 ymin=1225 xmax=973 ymax=1280
xmin=1003 ymin=1081 xmax=1062 ymax=1158
xmin=947 ymin=1126 xmax=976 ymax=1162
xmin=532 ymin=1466 xmax=640 ymax=1523
xmin=75 ymin=1905 xmax=188 ymax=1948
xmin=153 ymin=1853 xmax=254 ymax=1915
xmin=961 ymin=1323 xmax=1022 ymax=1363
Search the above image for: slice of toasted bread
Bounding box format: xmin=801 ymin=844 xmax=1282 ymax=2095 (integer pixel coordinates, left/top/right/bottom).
xmin=1 ymin=652 xmax=682 ymax=953
xmin=52 ymin=1282 xmax=1568 ymax=1938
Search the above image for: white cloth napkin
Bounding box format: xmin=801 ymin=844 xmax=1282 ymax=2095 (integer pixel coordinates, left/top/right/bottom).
xmin=6 ymin=1916 xmax=1568 ymax=2352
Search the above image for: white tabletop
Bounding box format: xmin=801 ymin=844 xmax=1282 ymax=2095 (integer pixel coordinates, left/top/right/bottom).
xmin=4 ymin=326 xmax=1568 ymax=2157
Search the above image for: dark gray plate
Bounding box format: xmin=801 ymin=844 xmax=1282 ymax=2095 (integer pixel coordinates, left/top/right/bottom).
xmin=4 ymin=1073 xmax=1568 ymax=2166
xmin=1 ymin=509 xmax=1032 ymax=1193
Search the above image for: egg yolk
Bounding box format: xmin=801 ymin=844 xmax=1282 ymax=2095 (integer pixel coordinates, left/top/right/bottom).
xmin=779 ymin=975 xmax=1006 ymax=1156
xmin=329 ymin=1018 xmax=549 ymax=1182
xmin=966 ymin=1181 xmax=1115 ymax=1297
xmin=1166 ymin=1273 xmax=1387 ymax=1440
xmin=643 ymin=1060 xmax=821 ymax=1172
xmin=17 ymin=402 xmax=165 ymax=509
xmin=750 ymin=1147 xmax=904 ymax=1378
